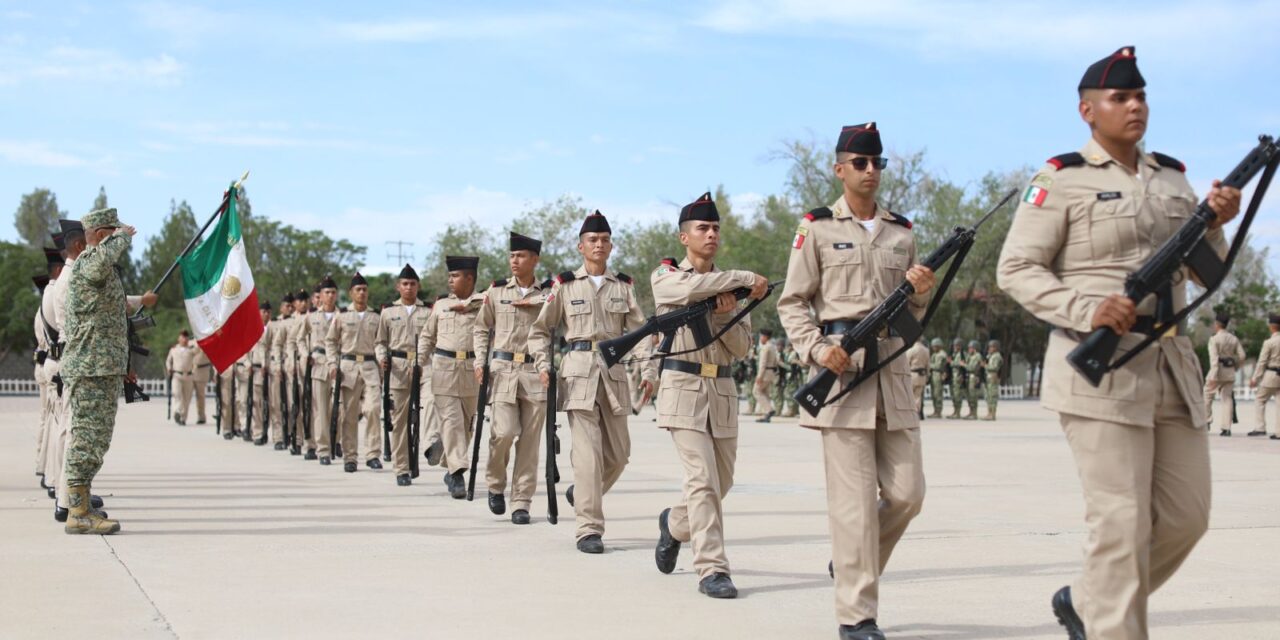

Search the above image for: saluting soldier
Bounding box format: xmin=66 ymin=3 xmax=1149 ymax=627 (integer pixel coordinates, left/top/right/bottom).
xmin=248 ymin=302 xmax=273 ymax=445
xmin=753 ymin=330 xmax=779 ymax=423
xmin=417 ymin=256 xmax=484 ymax=498
xmin=474 ymin=233 xmax=551 ymax=522
xmin=776 ymin=122 xmax=935 ymax=640
xmin=650 ymin=192 xmax=768 ymax=599
xmin=375 ymin=264 xmax=430 ymax=486
xmin=906 ymin=338 xmax=930 ymax=419
xmin=928 ymin=338 xmax=948 ymax=418
xmin=984 ymin=340 xmax=1003 ymax=420
xmin=1251 ymin=314 xmax=1280 ymax=439
xmin=299 ymin=276 xmax=340 ymax=461
xmin=947 ymin=338 xmax=967 ymax=418
xmin=165 ymin=331 xmax=196 ymax=426
xmin=528 ymin=211 xmax=656 ymax=554
xmin=1203 ymin=314 xmax=1246 ymax=436
xmin=997 ymin=46 xmax=1241 ymax=639
xmin=326 ymin=273 xmax=384 ymax=473
xmin=964 ymin=340 xmax=983 ymax=421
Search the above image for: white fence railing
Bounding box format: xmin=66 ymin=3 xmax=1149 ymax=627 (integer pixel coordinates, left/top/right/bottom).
xmin=924 ymin=385 xmax=1026 ymax=400
xmin=0 ymin=379 xmax=216 ymax=397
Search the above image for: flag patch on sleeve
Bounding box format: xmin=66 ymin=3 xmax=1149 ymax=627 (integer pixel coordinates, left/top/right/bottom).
xmin=1023 ymin=185 xmax=1048 ymax=207
xmin=792 ymin=226 xmax=808 ymax=249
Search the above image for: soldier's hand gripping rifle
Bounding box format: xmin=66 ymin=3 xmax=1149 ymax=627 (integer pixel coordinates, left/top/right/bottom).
xmin=795 ymin=190 xmax=1017 ymax=417
xmin=467 ymin=349 xmax=493 ymax=501
xmin=598 ymin=281 xmax=783 ymax=369
xmin=1068 ymin=135 xmax=1280 ymax=386
xmin=545 ymin=328 xmax=562 ymax=525
xmin=382 ymin=355 xmax=394 ymax=463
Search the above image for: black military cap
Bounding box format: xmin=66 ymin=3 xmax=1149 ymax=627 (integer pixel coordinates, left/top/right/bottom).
xmin=318 ymin=274 xmax=338 ymax=290
xmin=760 ymin=328 xmax=773 ymax=338
xmin=1270 ymin=314 xmax=1280 ymax=326
xmin=32 ymin=274 xmax=50 ymax=290
xmin=259 ymin=301 xmax=273 ymax=311
xmin=1215 ymin=314 xmax=1230 ymax=326
xmin=679 ymin=192 xmax=719 ymax=225
xmin=836 ymin=122 xmax=882 ymax=156
xmin=1079 ymin=46 xmax=1145 ymax=91
xmin=397 ymin=263 xmax=420 ymax=281
xmin=445 ymin=256 xmax=479 ymax=272
xmin=578 ymin=210 xmax=611 ymax=236
xmin=296 ymin=288 xmax=308 ymax=301
xmin=51 ymin=233 xmax=65 ymax=251
xmin=282 ymin=292 xmax=295 ymax=303
xmin=509 ymin=232 xmax=542 ymax=254
xmin=44 ymin=248 xmax=64 ymax=267
xmin=350 ymin=272 xmax=368 ymax=288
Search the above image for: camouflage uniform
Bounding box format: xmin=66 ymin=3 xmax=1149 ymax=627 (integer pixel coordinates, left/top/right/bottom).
xmin=948 ymin=342 xmax=967 ymax=418
xmin=782 ymin=347 xmax=801 ymax=417
xmin=928 ymin=340 xmax=947 ymax=418
xmin=965 ymin=343 xmax=983 ymax=420
xmin=984 ymin=345 xmax=1003 ymax=420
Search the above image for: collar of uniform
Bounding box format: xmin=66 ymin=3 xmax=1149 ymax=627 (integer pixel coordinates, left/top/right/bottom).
xmin=1081 ymin=137 xmax=1162 ymax=171
xmin=678 ymin=256 xmax=717 ymax=273
xmin=831 ymin=195 xmax=887 ymax=222
xmin=574 ymin=265 xmax=616 ymax=282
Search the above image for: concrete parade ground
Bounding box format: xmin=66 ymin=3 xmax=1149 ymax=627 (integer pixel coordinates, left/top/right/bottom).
xmin=1 ymin=396 xmax=1278 ymax=640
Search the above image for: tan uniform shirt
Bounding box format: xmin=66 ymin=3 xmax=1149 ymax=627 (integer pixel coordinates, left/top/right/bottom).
xmin=756 ymin=342 xmax=780 ymax=382
xmin=997 ymin=137 xmax=1227 ymax=428
xmin=651 ymin=258 xmax=755 ymax=436
xmin=416 ymin=293 xmax=484 ymax=398
xmin=474 ymin=279 xmax=548 ymax=404
xmin=298 ymin=309 xmax=339 ymax=381
xmin=269 ymin=314 xmax=294 ymax=370
xmin=249 ymin=322 xmax=271 ymax=368
xmin=906 ymin=342 xmax=930 ymax=376
xmin=1206 ymin=330 xmax=1245 ymax=383
xmin=777 ymin=197 xmax=926 ymax=430
xmin=326 ymin=306 xmax=381 ymax=389
xmin=1252 ymin=333 xmax=1280 ymax=389
xmin=375 ymin=300 xmax=430 ymax=390
xmin=166 ymin=344 xmax=195 ymax=375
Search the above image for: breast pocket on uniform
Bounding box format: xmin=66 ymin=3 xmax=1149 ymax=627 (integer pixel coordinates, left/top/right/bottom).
xmin=495 ymin=302 xmax=516 ymax=334
xmin=1087 ymin=195 xmax=1141 ymax=262
xmin=819 ymin=244 xmax=864 ymax=298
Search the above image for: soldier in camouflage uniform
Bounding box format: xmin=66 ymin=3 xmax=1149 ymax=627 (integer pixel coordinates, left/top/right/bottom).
xmin=61 ymin=208 xmax=156 ymax=534
xmin=928 ymin=338 xmax=948 ymax=418
xmin=743 ymin=343 xmax=758 ymax=415
xmin=965 ymin=340 xmax=983 ymax=421
xmin=984 ymin=340 xmax=1003 ymax=420
xmin=948 ymin=338 xmax=967 ymax=418
xmin=781 ymin=343 xmax=801 ymax=418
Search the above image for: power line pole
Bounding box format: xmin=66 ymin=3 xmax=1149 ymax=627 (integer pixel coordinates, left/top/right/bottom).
xmin=385 ymin=240 xmax=414 ymax=266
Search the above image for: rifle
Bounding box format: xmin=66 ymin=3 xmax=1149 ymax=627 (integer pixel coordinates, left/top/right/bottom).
xmin=330 ymin=364 xmax=343 ymax=459
xmin=262 ymin=363 xmax=271 ymax=442
xmin=166 ymin=374 xmax=172 ymax=417
xmin=279 ymin=363 xmax=290 ymax=448
xmin=229 ymin=366 xmax=238 ymax=436
xmin=302 ymin=356 xmax=312 ymax=443
xmin=795 ymin=190 xmax=1016 ymax=417
xmin=382 ymin=355 xmax=394 ymax=463
xmin=290 ymin=354 xmax=301 ymax=449
xmin=244 ymin=366 xmax=256 ymax=441
xmin=123 ymin=314 xmax=151 ymax=404
xmin=467 ymin=351 xmax=492 ymax=501
xmin=545 ymin=328 xmax=560 ymax=525
xmin=408 ymin=360 xmax=422 ymax=479
xmin=214 ymin=373 xmax=223 ymax=434
xmin=599 ymin=281 xmax=782 ymax=368
xmin=1068 ymin=135 xmax=1280 ymax=386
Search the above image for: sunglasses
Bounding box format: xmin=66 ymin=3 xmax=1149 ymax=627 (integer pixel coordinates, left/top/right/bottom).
xmin=841 ymin=156 xmax=888 ymax=171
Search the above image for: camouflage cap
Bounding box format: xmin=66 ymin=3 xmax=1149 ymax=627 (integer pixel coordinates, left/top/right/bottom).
xmin=930 ymin=338 xmax=944 ymax=348
xmin=988 ymin=339 xmax=1000 ymax=349
xmin=968 ymin=340 xmax=980 ymax=349
xmin=82 ymin=207 xmax=122 ymax=230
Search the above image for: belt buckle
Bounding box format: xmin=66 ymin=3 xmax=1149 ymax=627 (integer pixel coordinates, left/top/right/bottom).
xmin=406 ymin=350 xmax=416 ymax=360
xmin=513 ymin=353 xmax=526 ymax=363
xmin=1161 ymin=325 xmax=1178 ymax=339
xmin=355 ymin=354 xmax=366 ymax=364
xmin=700 ymin=363 xmax=718 ymax=377
xmin=456 ymin=350 xmax=467 ymax=360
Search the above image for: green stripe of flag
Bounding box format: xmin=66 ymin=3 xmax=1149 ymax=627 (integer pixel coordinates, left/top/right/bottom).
xmin=179 ymin=184 xmax=241 ymax=298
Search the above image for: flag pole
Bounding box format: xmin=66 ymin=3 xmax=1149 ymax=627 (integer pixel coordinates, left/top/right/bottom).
xmin=149 ymin=170 xmax=250 ymax=296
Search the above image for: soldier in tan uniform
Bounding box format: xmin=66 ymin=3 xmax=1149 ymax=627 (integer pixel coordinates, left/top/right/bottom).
xmin=753 ymin=330 xmax=779 ymax=422
xmin=528 ymin=211 xmax=656 ymax=554
xmin=267 ymin=293 xmax=295 ymax=449
xmin=997 ymin=47 xmax=1241 ymax=640
xmin=190 ymin=345 xmax=211 ymax=425
xmin=375 ymin=264 xmax=430 ymax=486
xmin=326 ymin=273 xmax=384 ymax=472
xmin=650 ymin=193 xmax=769 ymax=599
xmin=1203 ymin=315 xmax=1246 ymax=436
xmin=284 ymin=289 xmax=312 ymax=454
xmin=165 ymin=331 xmax=196 ymax=425
xmin=777 ymin=122 xmax=935 ymax=640
xmin=474 ymin=234 xmax=551 ymax=522
xmin=299 ymin=276 xmax=339 ymax=461
xmin=417 ymin=256 xmax=484 ymax=498
xmin=1250 ymin=314 xmax=1280 ymax=439
xmin=248 ymin=302 xmax=273 ymax=445
xmin=905 ymin=338 xmax=930 ymax=419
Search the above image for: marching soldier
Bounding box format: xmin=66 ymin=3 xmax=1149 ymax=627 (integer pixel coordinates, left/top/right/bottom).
xmin=1251 ymin=314 xmax=1280 ymax=439
xmin=284 ymin=289 xmax=312 ymax=454
xmin=983 ymin=340 xmax=1003 ymax=420
xmin=474 ymin=233 xmax=551 ymax=522
xmin=267 ymin=293 xmax=295 ymax=450
xmin=34 ymin=244 xmax=64 ymax=484
xmin=528 ymin=211 xmax=656 ymax=554
xmin=1203 ymin=314 xmax=1246 ymax=436
xmin=906 ymin=338 xmax=930 ymax=419
xmin=33 ymin=273 xmax=52 ymax=482
xmin=248 ymin=302 xmax=273 ymax=445
xmin=776 ymin=122 xmax=935 ymax=640
xmin=416 ymin=256 xmax=484 ymax=498
xmin=928 ymin=338 xmax=948 ymax=418
xmin=948 ymin=338 xmax=967 ymax=418
xmin=165 ymin=331 xmax=196 ymax=426
xmin=375 ymin=264 xmax=430 ymax=486
xmin=754 ymin=330 xmax=779 ymax=423
xmin=191 ymin=344 xmax=211 ymax=425
xmin=299 ymin=275 xmax=339 ymax=461
xmin=650 ymin=192 xmax=768 ymax=599
xmin=997 ymin=46 xmax=1240 ymax=639
xmin=964 ymin=340 xmax=983 ymax=421
xmin=326 ymin=273 xmax=384 ymax=472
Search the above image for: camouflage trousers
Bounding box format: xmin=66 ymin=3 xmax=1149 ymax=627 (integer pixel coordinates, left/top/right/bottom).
xmin=967 ymin=380 xmax=982 ymax=414
xmin=950 ymin=381 xmax=966 ymax=411
xmin=985 ymin=375 xmax=1000 ymax=410
xmin=930 ymin=374 xmax=945 ymax=414
xmin=64 ymin=375 xmax=123 ymax=488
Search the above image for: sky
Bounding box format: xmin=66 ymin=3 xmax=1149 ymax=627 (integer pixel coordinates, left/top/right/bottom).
xmin=2 ymin=0 xmax=1279 ymax=275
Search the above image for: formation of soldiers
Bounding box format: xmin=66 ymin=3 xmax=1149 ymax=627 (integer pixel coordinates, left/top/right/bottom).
xmin=23 ymin=46 xmax=1280 ymax=640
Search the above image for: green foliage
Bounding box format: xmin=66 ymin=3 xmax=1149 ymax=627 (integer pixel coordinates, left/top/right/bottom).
xmin=0 ymin=241 xmax=45 ymax=361
xmin=13 ymin=188 xmax=65 ymax=249
xmin=92 ymin=186 xmax=108 ymax=211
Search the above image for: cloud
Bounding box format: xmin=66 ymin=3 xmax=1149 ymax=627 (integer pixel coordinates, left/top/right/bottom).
xmin=327 ymin=13 xmax=586 ymax=43
xmin=146 ymin=120 xmax=422 ymax=154
xmin=0 ymin=45 xmax=183 ymax=85
xmin=0 ymin=140 xmax=87 ymax=168
xmin=132 ymin=1 xmax=231 ymax=45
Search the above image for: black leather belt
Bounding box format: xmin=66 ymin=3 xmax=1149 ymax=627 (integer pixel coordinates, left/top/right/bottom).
xmin=662 ymin=359 xmax=731 ymax=378
xmin=341 ymin=353 xmax=375 ymax=363
xmin=493 ymin=350 xmax=532 ymax=363
xmin=434 ymin=348 xmax=475 ymax=360
xmin=822 ymin=319 xmax=892 ymax=338
xmin=252 ymin=364 xmax=263 ymax=369
xmin=311 ymin=347 xmax=326 ymax=355
xmin=1267 ymin=367 xmax=1280 ymax=374
xmin=568 ymin=341 xmax=596 ymax=351
xmin=1219 ymin=358 xmax=1237 ymax=367
xmin=388 ymin=349 xmax=417 ymax=360
xmin=198 ymin=363 xmax=213 ymax=369
xmin=911 ymin=368 xmax=927 ymax=375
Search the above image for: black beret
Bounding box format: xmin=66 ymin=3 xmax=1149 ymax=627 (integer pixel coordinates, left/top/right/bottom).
xmin=679 ymin=192 xmax=719 ymax=225
xmin=836 ymin=122 xmax=882 ymax=156
xmin=318 ymin=274 xmax=338 ymax=290
xmin=296 ymin=288 xmax=308 ymax=300
xmin=51 ymin=233 xmax=65 ymax=251
xmin=1215 ymin=314 xmax=1230 ymax=326
xmin=445 ymin=255 xmax=479 ymax=272
xmin=59 ymin=219 xmax=85 ymax=236
xmin=578 ymin=210 xmax=611 ymax=236
xmin=509 ymin=231 xmax=542 ymax=254
xmin=397 ymin=263 xmax=420 ymax=281
xmin=350 ymin=272 xmax=367 ymax=287
xmin=1079 ymin=46 xmax=1145 ymax=91
xmin=259 ymin=301 xmax=273 ymax=311
xmin=32 ymin=274 xmax=50 ymax=290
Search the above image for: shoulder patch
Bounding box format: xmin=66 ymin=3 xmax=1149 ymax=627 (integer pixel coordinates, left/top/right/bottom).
xmin=617 ymin=272 xmax=633 ymax=285
xmin=803 ymin=207 xmax=834 ymax=222
xmin=1046 ymin=152 xmax=1085 ymax=170
xmin=556 ymin=270 xmax=576 ymax=284
xmin=886 ymin=211 xmax=912 ymax=229
xmin=1151 ymin=152 xmax=1186 ymax=172
xmin=660 ymin=257 xmax=677 ymax=267
xmin=491 ymin=278 xmax=508 ymax=288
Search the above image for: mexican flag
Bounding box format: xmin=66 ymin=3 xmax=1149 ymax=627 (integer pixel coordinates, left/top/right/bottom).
xmin=178 ymin=185 xmax=263 ymax=373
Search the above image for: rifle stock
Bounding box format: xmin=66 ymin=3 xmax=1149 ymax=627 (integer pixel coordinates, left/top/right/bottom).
xmin=330 ymin=366 xmax=343 ymax=458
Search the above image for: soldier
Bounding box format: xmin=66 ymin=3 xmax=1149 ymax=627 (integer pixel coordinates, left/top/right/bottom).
xmin=906 ymin=338 xmax=930 ymax=419
xmin=165 ymin=331 xmax=196 ymax=426
xmin=984 ymin=340 xmax=1003 ymax=420
xmin=743 ymin=341 xmax=758 ymax=415
xmin=285 ymin=289 xmax=312 ymax=454
xmin=782 ymin=343 xmax=803 ymax=418
xmin=417 ymin=256 xmax=484 ymax=497
xmin=34 ymin=244 xmax=64 ymax=484
xmin=777 ymin=122 xmax=935 ymax=640
xmin=191 ymin=344 xmax=211 ymax=425
xmin=997 ymin=46 xmax=1241 ymax=639
xmin=33 ymin=273 xmax=52 ymax=483
xmin=650 ymin=192 xmax=768 ymax=599
xmin=528 ymin=211 xmax=656 ymax=554
xmin=1203 ymin=315 xmax=1246 ymax=436
xmin=1249 ymin=314 xmax=1280 ymax=439
xmin=326 ymin=273 xmax=384 ymax=473
xmin=474 ymin=233 xmax=551 ymax=522
xmin=928 ymin=338 xmax=948 ymax=418
xmin=60 ymin=208 xmax=157 ymax=534
xmin=248 ymin=302 xmax=273 ymax=445
xmin=267 ymin=293 xmax=295 ymax=450
xmin=948 ymin=338 xmax=967 ymax=418
xmin=375 ymin=264 xmax=430 ymax=486
xmin=299 ymin=276 xmax=339 ymax=461
xmin=753 ymin=330 xmax=779 ymax=423
xmin=964 ymin=340 xmax=983 ymax=421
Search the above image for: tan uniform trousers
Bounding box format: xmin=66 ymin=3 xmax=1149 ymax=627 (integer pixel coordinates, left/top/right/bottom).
xmin=1203 ymin=379 xmax=1234 ymax=431
xmin=233 ymin=366 xmax=251 ymax=435
xmin=50 ymin=382 xmax=72 ymax=509
xmin=267 ymin=369 xmax=285 ymax=443
xmin=1257 ymin=386 xmax=1278 ymax=434
xmin=217 ymin=369 xmax=235 ymax=432
xmin=312 ymin=377 xmax=335 ymax=458
xmin=337 ymin=365 xmax=382 ymax=463
xmin=1061 ymin=353 xmax=1210 ymax=640
xmin=41 ymin=362 xmax=64 ymax=480
xmin=173 ymin=372 xmax=195 ymax=422
xmin=250 ymin=380 xmax=268 ymax=440
xmin=568 ymin=382 xmax=631 ymax=540
xmin=193 ymin=366 xmax=210 ymax=421
xmin=821 ymin=388 xmax=925 ymax=625
xmin=753 ymin=375 xmax=775 ymax=416
xmin=294 ymin=375 xmax=316 ymax=451
xmin=666 ymin=426 xmax=737 ymax=579
xmin=35 ymin=365 xmax=49 ymax=474
xmin=910 ymin=374 xmax=927 ymax=415
xmin=388 ymin=383 xmax=417 ymax=476
xmin=434 ymin=393 xmax=477 ymax=475
xmin=486 ymin=396 xmax=545 ymax=511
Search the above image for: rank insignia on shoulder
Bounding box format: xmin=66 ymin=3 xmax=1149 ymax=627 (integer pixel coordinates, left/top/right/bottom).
xmin=886 ymin=211 xmax=912 ymax=229
xmin=491 ymin=278 xmax=508 ymax=288
xmin=539 ymin=278 xmax=553 ymax=289
xmin=1046 ymin=152 xmax=1085 ymax=170
xmin=556 ymin=271 xmax=576 ymax=284
xmin=1151 ymin=152 xmax=1186 ymax=172
xmin=657 ymin=257 xmax=678 ymax=274
xmin=617 ymin=272 xmax=633 ymax=284
xmin=803 ymin=207 xmax=833 ymax=222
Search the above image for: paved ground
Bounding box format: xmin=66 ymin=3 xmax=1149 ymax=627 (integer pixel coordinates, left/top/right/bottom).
xmin=2 ymin=396 xmax=1277 ymax=639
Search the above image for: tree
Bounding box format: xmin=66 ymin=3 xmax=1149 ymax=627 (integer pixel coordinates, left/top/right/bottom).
xmin=0 ymin=242 xmax=44 ymax=362
xmin=13 ymin=188 xmax=65 ymax=249
xmin=508 ymin=195 xmax=596 ymax=278
xmin=92 ymin=186 xmax=108 ymax=211
xmin=138 ymin=199 xmax=200 ymax=310
xmin=1191 ymin=239 xmax=1280 ymax=367
xmin=419 ymin=221 xmax=504 ymax=298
